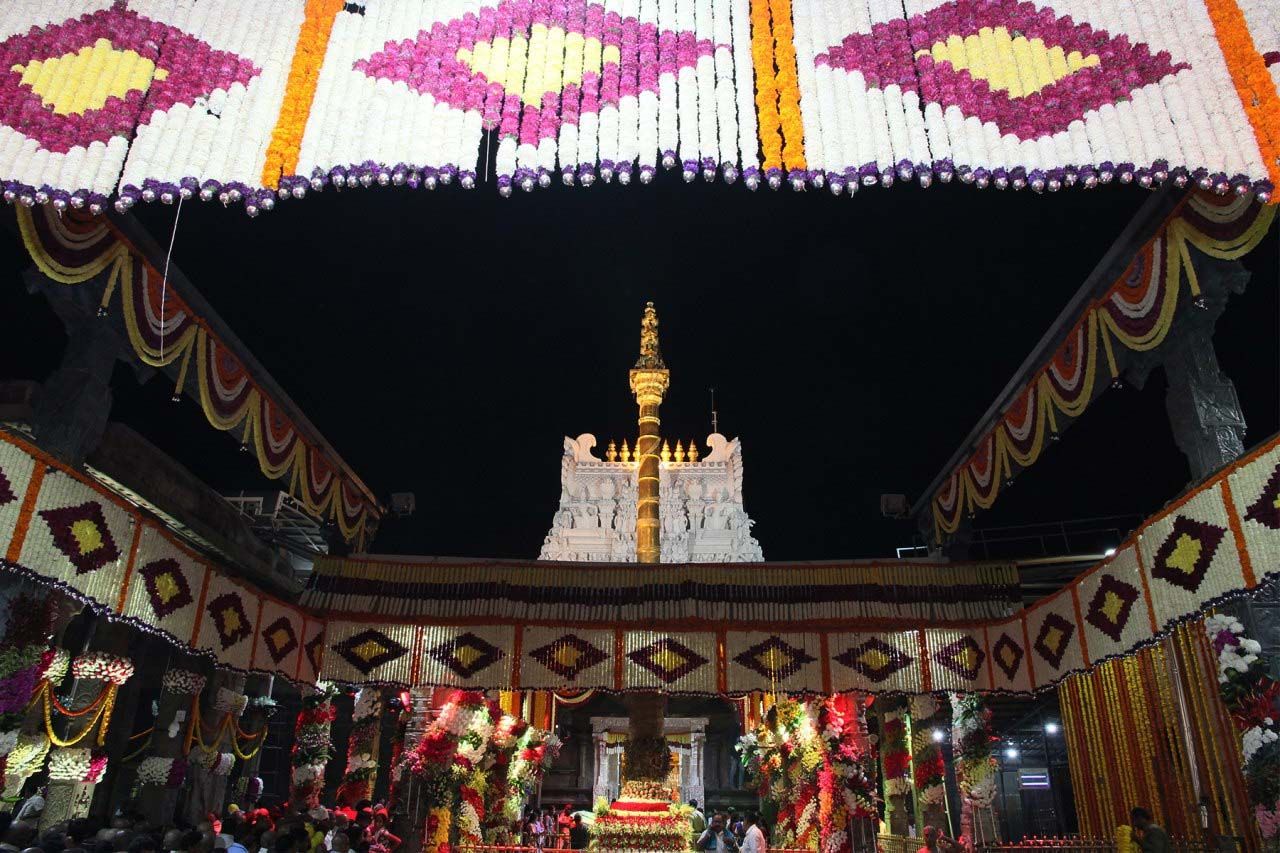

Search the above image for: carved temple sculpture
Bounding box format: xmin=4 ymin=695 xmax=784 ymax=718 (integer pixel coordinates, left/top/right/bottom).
xmin=538 ymin=432 xmax=764 ymax=563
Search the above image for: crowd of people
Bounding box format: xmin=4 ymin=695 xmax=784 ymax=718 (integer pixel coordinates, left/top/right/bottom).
xmin=0 ymin=800 xmax=403 ymax=853
xmin=0 ymin=796 xmax=789 ymax=853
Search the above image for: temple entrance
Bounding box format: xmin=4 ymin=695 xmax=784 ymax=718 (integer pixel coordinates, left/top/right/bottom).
xmin=539 ymin=693 xmax=755 ymax=813
xmin=589 ymin=716 xmax=708 ymax=805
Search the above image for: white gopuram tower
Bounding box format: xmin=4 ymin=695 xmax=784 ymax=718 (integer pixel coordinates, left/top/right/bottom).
xmin=538 ymin=305 xmax=763 ymax=564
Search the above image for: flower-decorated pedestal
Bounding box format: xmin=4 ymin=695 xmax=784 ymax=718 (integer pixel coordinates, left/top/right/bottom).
xmin=589 ymin=781 xmax=693 ymax=852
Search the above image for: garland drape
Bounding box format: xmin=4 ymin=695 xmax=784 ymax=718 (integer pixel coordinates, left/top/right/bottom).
xmin=15 ymin=205 xmax=380 ymax=547
xmin=1059 ymin=622 xmax=1258 ymax=847
xmin=0 ymin=0 xmax=1276 ymax=211
xmin=5 ymin=422 xmax=1280 ymax=695
xmin=928 ymin=190 xmax=1276 ymax=540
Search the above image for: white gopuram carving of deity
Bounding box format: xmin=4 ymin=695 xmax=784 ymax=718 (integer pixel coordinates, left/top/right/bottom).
xmin=539 ymin=432 xmax=763 ymax=563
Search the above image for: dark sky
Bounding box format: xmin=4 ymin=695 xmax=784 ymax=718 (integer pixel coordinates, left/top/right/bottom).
xmin=2 ymin=179 xmax=1276 ymax=561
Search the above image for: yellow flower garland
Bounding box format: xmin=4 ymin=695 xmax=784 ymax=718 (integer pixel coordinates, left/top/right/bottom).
xmin=749 ymin=0 xmax=782 ymax=173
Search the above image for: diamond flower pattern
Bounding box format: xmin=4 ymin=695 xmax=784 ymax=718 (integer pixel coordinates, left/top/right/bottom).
xmin=304 ymin=631 xmax=325 ymax=675
xmin=0 ymin=467 xmax=15 ymax=507
xmin=992 ymin=632 xmax=1024 ymax=682
xmin=261 ymin=616 xmax=298 ymax=665
xmin=0 ymin=5 xmax=261 ymax=153
xmin=1150 ymin=515 xmax=1226 ymax=593
xmin=628 ymin=638 xmax=709 ymax=684
xmin=1033 ymin=613 xmax=1075 ymax=670
xmin=427 ymin=632 xmax=505 ymax=679
xmin=933 ymin=636 xmax=985 ymax=681
xmin=529 ymin=633 xmax=609 ymax=680
xmin=821 ymin=0 xmax=1188 ymax=138
xmin=834 ymin=638 xmax=912 ymax=684
xmin=205 ymin=592 xmax=253 ymax=651
xmin=39 ymin=502 xmax=121 ymax=575
xmin=138 ymin=558 xmax=193 ymax=619
xmin=1084 ymin=574 xmax=1140 ymax=642
xmin=334 ymin=629 xmax=410 ymax=676
xmin=1243 ymin=463 xmax=1280 ymax=530
xmin=734 ymin=636 xmax=816 ymax=681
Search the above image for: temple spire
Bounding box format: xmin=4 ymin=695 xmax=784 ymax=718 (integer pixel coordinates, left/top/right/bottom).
xmin=629 ymin=301 xmax=670 ymax=565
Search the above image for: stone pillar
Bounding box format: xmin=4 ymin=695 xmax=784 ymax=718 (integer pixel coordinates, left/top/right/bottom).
xmin=688 ymin=727 xmax=706 ymax=810
xmin=24 ymin=266 xmax=132 ymax=469
xmin=41 ymin=620 xmax=134 ymax=830
xmin=592 ymin=731 xmax=609 ymax=803
xmin=234 ymin=674 xmax=274 ymax=807
xmin=186 ymin=671 xmax=246 ymax=824
xmin=1162 ymin=320 xmax=1246 ymax=481
xmin=138 ymin=660 xmax=209 ymax=826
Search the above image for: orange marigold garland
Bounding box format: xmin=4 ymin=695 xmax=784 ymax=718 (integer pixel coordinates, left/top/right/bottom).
xmin=766 ymin=0 xmax=805 ymax=188
xmin=749 ymin=0 xmax=784 ymax=187
xmin=261 ymin=0 xmax=347 ymax=194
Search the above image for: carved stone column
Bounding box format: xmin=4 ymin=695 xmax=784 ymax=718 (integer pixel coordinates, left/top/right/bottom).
xmin=139 ymin=658 xmax=211 ymax=826
xmin=592 ymin=731 xmax=609 ymax=803
xmin=875 ymin=698 xmax=912 ymax=837
xmin=688 ymin=727 xmax=706 ymax=811
xmin=186 ymin=671 xmax=246 ymax=824
xmin=1162 ymin=321 xmax=1246 ymax=481
xmin=23 ymin=266 xmax=144 ymax=469
xmin=339 ymin=687 xmax=384 ymax=806
xmin=235 ymin=674 xmax=274 ymax=806
xmin=910 ymin=696 xmax=948 ymax=834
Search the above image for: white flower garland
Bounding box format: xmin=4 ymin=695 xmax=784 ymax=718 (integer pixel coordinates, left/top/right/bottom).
xmin=161 ymin=668 xmax=207 ymax=696
xmin=136 ymin=756 xmax=176 ymax=786
xmin=5 ymin=734 xmax=50 ymax=778
xmin=352 ymin=688 xmax=382 ymax=722
xmin=43 ymin=648 xmax=70 ymax=683
xmin=47 ymin=747 xmax=106 ymax=783
xmin=213 ymin=688 xmax=249 ymax=717
xmin=71 ymin=652 xmax=134 ymax=686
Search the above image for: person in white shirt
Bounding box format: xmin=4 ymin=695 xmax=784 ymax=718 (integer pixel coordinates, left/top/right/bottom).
xmin=741 ymin=813 xmax=766 ymax=853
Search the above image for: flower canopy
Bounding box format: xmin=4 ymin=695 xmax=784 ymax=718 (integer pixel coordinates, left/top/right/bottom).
xmin=0 ymin=0 xmax=1275 ymax=213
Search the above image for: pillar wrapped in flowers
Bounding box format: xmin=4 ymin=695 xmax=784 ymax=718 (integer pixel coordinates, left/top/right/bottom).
xmin=950 ymin=694 xmax=1000 ymax=848
xmin=876 ymin=698 xmax=912 ymax=836
xmin=738 ymin=696 xmax=879 ymax=851
xmin=0 ymin=593 xmax=58 ymax=797
xmin=41 ymin=649 xmax=135 ymax=828
xmin=910 ymin=694 xmax=948 ymax=833
xmin=291 ymin=682 xmax=339 ymax=810
xmin=338 ymin=687 xmax=384 ymax=806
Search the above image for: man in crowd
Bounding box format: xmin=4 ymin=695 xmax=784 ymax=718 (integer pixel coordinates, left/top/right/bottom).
xmin=740 ymin=814 xmax=766 ymax=853
xmin=696 ymin=813 xmax=740 ymax=853
xmin=1131 ymin=807 xmax=1171 ymax=853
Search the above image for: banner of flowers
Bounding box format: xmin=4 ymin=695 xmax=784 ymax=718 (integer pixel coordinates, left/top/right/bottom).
xmin=0 ymin=1 xmax=1277 ymax=210
xmin=880 ymin=707 xmax=910 ymax=800
xmin=739 ymin=697 xmax=877 ymax=851
xmin=338 ymin=687 xmax=384 ymax=807
xmin=950 ymin=694 xmax=1000 ymax=848
xmin=0 ymin=428 xmax=321 ymax=685
xmin=15 ymin=206 xmax=381 ymax=548
xmin=290 ymin=682 xmax=339 ymax=809
xmin=1204 ymin=613 xmax=1280 ymax=843
xmin=927 ymin=190 xmax=1276 ymax=541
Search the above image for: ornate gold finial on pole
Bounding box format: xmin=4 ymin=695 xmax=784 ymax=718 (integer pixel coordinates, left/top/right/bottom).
xmin=629 ymin=301 xmax=670 ymax=565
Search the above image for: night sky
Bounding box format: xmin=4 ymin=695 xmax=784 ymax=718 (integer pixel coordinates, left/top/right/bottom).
xmin=2 ymin=178 xmax=1276 ymax=561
